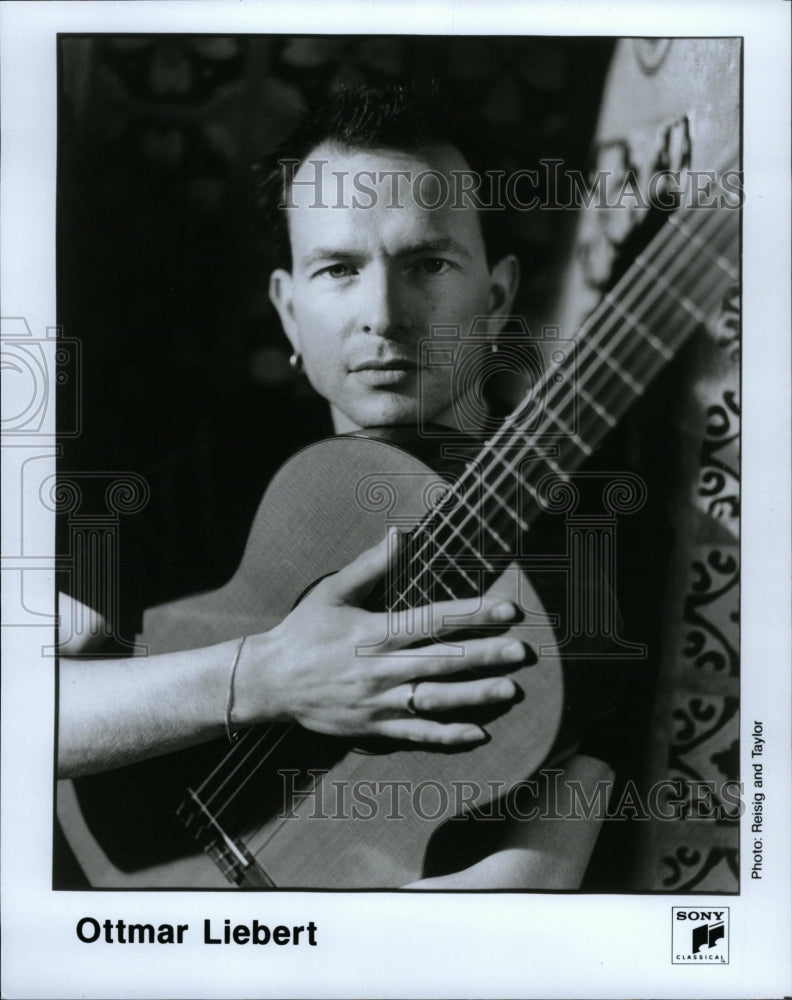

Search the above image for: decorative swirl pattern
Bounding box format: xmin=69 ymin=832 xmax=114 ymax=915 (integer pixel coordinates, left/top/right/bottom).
xmin=354 ymin=475 xmax=399 ymax=514
xmin=697 ymin=390 xmax=740 ymax=521
xmin=712 ymin=286 xmax=740 ymax=362
xmin=423 ymin=480 xmax=452 ymax=513
xmin=683 ymin=550 xmax=739 ymax=675
xmin=661 ymin=845 xmax=738 ymax=891
xmin=602 ymin=473 xmax=647 ymax=515
xmin=105 ymin=474 xmax=151 ymax=515
xmin=534 ymin=472 xmax=580 ymax=515
xmin=39 ymin=475 xmax=82 ymax=514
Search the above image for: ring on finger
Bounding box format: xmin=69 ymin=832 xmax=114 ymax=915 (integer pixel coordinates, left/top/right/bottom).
xmin=406 ymin=679 xmax=421 ymax=716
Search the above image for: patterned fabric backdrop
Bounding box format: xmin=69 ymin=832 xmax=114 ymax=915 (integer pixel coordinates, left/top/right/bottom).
xmin=560 ymin=38 xmax=741 ymax=892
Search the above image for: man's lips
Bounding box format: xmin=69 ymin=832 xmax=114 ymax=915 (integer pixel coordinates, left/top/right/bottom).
xmin=348 ymin=358 xmax=419 ymax=387
xmin=349 ymin=358 xmax=418 ymax=373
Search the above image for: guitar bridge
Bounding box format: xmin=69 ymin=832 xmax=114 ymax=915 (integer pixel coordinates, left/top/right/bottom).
xmin=178 ymin=788 xmax=276 ymax=888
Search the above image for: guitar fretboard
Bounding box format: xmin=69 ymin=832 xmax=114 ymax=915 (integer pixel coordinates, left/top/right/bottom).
xmin=389 ymin=185 xmax=740 ymax=610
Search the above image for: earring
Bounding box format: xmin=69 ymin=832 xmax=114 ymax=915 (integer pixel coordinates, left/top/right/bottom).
xmin=490 ymin=342 xmax=500 ymax=354
xmin=289 ymin=352 xmax=304 ymax=373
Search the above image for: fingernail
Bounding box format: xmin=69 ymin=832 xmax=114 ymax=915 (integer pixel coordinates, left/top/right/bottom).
xmin=461 ymin=726 xmax=486 ymax=741
xmin=492 ymin=602 xmax=517 ymax=622
xmin=502 ymin=640 xmax=525 ymax=662
xmin=493 ymin=680 xmax=515 ymax=699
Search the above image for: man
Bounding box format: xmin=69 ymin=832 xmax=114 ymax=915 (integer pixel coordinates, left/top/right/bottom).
xmin=58 ymin=83 xmax=613 ymax=888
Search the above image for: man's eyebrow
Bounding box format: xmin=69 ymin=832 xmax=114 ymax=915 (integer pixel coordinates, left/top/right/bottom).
xmin=394 ymin=238 xmax=472 ymax=260
xmin=300 ymin=249 xmax=362 ymax=268
xmin=299 ymin=238 xmax=472 ymax=268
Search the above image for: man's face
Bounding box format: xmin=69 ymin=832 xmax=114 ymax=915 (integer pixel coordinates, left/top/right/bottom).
xmin=269 ymin=142 xmax=517 ymax=431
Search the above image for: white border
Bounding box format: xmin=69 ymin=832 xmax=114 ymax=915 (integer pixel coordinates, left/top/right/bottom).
xmin=2 ymin=2 xmax=790 ymax=998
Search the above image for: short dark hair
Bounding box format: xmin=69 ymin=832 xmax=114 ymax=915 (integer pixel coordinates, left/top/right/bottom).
xmin=254 ymin=81 xmax=512 ymax=269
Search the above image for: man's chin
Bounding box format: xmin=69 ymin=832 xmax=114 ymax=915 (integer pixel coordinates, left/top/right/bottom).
xmin=333 ymin=392 xmax=425 ymax=433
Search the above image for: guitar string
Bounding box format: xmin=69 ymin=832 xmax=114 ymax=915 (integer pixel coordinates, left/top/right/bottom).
xmin=391 ymin=199 xmax=737 ymax=592
xmin=414 ymin=201 xmax=737 ymax=560
xmin=383 ymin=150 xmax=741 ymax=603
xmin=412 ymin=256 xmax=736 ymax=610
xmin=186 ymin=231 xmax=735 ymax=846
xmin=180 ymin=196 xmax=738 ymax=844
xmin=418 ymin=214 xmax=737 ymax=575
xmin=395 ymin=248 xmax=736 ymax=610
xmin=388 ymin=204 xmax=738 ymax=608
xmin=185 ymin=160 xmax=743 ymax=836
xmin=184 ymin=208 xmax=739 ymax=847
xmin=405 ymin=218 xmax=737 ymax=597
xmin=179 ymin=190 xmax=740 ymax=840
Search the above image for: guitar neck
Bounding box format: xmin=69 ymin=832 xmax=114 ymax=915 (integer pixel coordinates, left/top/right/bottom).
xmin=391 ymin=183 xmax=740 ymax=610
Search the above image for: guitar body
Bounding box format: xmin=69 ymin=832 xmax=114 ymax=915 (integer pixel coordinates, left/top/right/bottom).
xmin=58 ymin=434 xmax=563 ymax=888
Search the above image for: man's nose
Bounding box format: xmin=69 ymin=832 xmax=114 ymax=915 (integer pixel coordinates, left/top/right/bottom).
xmin=358 ymin=264 xmax=412 ymax=339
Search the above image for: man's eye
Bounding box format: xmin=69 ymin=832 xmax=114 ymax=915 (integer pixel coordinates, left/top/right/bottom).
xmin=417 ymin=258 xmax=452 ymax=275
xmin=319 ymin=263 xmax=356 ymax=279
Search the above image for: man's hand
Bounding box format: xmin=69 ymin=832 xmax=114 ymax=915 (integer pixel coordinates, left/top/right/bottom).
xmin=235 ymin=533 xmax=531 ymax=744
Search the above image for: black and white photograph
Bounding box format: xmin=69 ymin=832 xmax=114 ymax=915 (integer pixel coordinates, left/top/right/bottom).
xmin=1 ymin=2 xmax=790 ymax=998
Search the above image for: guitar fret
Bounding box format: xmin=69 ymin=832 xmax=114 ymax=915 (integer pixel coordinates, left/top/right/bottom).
xmin=411 ymin=549 xmax=479 ymax=594
xmin=433 ymin=501 xmax=506 ymax=560
xmin=542 ymin=408 xmax=593 ymax=456
xmin=542 ymin=453 xmax=569 ymax=480
xmin=590 ymin=342 xmax=643 ymax=395
xmin=434 ymin=574 xmax=460 ymax=600
xmin=479 ymin=482 xmax=529 ymax=533
xmin=406 ymin=575 xmax=432 ymax=604
xmin=667 ymin=213 xmax=739 ymax=281
xmin=429 ymin=532 xmax=494 ymax=580
xmin=411 ymin=514 xmax=497 ymax=581
xmin=472 ymin=453 xmax=532 ymax=532
xmin=449 ymin=491 xmax=512 ymax=553
xmin=601 ymin=291 xmax=674 ymax=361
xmin=579 ymin=385 xmax=617 ymax=427
xmin=634 ymin=253 xmax=708 ymax=326
xmin=404 ymin=563 xmax=463 ymax=604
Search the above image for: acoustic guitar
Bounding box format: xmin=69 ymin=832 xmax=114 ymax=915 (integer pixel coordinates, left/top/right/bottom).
xmin=57 ymin=162 xmax=739 ymax=889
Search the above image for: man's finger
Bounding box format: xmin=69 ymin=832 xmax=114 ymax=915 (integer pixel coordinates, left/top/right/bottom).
xmin=406 ymin=636 xmax=533 ymax=679
xmin=374 ymin=718 xmax=487 ymax=746
xmin=385 ymin=677 xmax=517 ymax=714
xmin=389 ymin=597 xmax=521 ymax=642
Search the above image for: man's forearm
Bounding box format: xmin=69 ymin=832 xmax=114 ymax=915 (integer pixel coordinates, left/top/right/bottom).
xmin=58 ymin=639 xmax=240 ymax=778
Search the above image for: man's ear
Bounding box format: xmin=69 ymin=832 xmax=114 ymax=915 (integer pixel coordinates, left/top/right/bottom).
xmin=485 ymin=254 xmax=520 ymax=334
xmin=269 ymin=268 xmax=300 ymax=353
